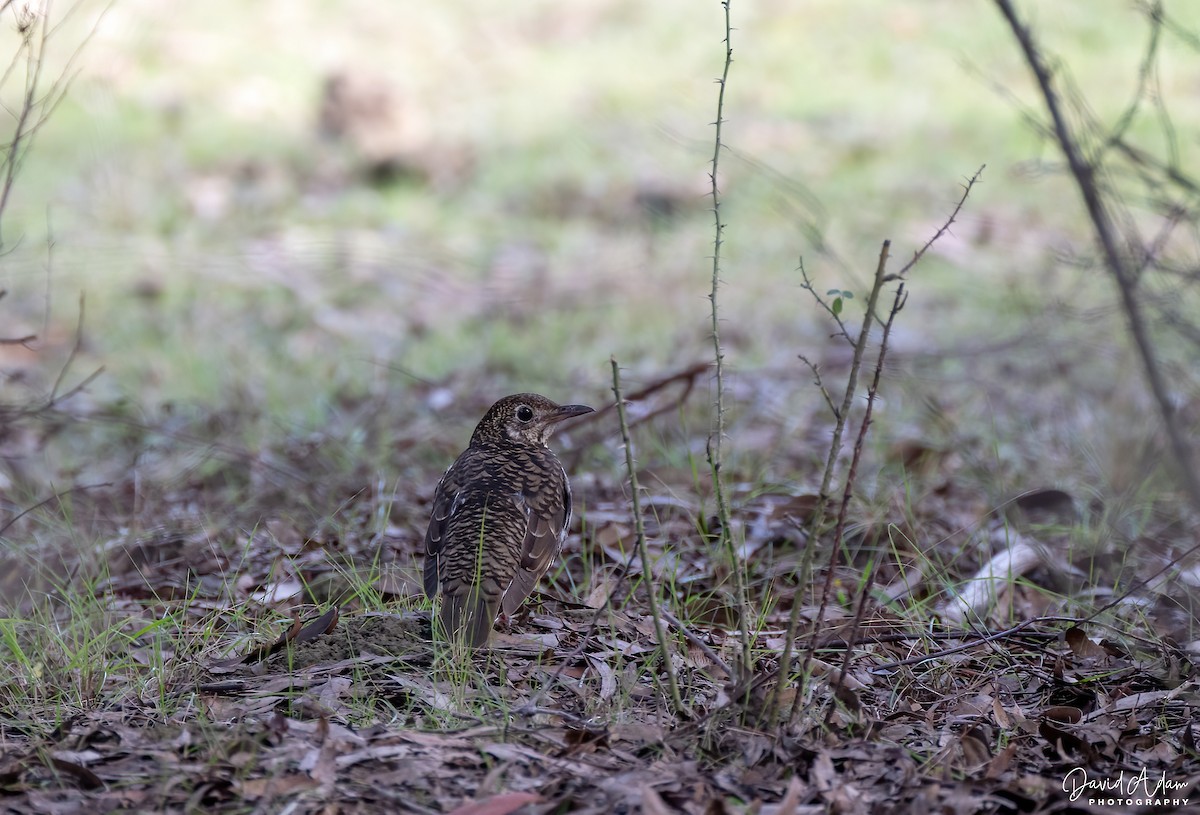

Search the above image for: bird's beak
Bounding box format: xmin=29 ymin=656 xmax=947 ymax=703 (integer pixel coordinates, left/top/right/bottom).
xmin=548 ymin=404 xmax=595 ymax=424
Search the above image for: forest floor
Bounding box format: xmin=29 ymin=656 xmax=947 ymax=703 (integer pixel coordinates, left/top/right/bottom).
xmin=2 ymin=1 xmax=1199 ymax=812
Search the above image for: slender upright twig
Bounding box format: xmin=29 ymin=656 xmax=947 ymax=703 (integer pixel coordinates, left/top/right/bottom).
xmin=772 ymin=170 xmax=982 ymax=724
xmin=822 ymin=283 xmax=906 ymax=725
xmin=705 ymin=0 xmax=752 ymax=680
xmin=771 ymin=240 xmax=890 ymax=723
xmin=612 ymin=358 xmax=684 ymax=714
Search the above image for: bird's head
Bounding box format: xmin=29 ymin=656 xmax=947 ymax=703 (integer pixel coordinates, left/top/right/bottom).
xmin=472 ymin=393 xmax=595 ymax=447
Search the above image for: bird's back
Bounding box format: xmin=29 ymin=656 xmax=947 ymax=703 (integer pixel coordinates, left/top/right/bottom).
xmin=424 ymin=440 xmax=570 ymax=647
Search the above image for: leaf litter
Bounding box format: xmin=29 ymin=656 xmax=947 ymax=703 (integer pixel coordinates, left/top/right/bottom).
xmin=2 ymin=360 xmax=1199 ymax=813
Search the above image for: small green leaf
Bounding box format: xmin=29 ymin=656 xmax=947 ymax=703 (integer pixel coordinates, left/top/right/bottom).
xmin=831 ymin=297 xmax=843 ymax=316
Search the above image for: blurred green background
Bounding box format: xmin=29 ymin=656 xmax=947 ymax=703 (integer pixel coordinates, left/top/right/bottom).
xmin=1 ymin=0 xmax=1197 ymax=494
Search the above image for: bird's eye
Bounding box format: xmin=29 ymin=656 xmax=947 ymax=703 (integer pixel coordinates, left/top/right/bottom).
xmin=515 ymin=405 xmax=534 ymax=422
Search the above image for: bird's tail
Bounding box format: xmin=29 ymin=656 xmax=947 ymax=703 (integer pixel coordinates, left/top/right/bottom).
xmin=438 ymin=589 xmax=497 ymax=649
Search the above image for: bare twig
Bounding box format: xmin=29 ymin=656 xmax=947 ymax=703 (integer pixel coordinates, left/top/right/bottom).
xmin=0 ymin=294 xmax=102 ymax=422
xmin=774 ymin=170 xmax=982 ymax=723
xmin=562 ymin=362 xmax=707 ymax=471
xmin=823 ymin=283 xmax=906 ymax=725
xmin=868 ymin=617 xmax=1053 ymax=673
xmin=0 ymin=1 xmax=48 ymax=242
xmin=608 ymin=361 xmax=707 ymax=429
xmin=891 ymin=166 xmax=985 ymax=282
xmin=993 ymin=0 xmax=1200 ymax=510
xmin=0 ymin=481 xmax=111 ymax=537
xmin=705 ymin=0 xmax=752 ymax=681
xmin=799 ymin=259 xmax=854 ymax=346
xmin=795 ymin=353 xmax=839 ymax=419
xmin=1146 ymin=0 xmax=1200 ymax=52
xmin=772 ymin=240 xmax=891 ymax=723
xmin=612 ymin=357 xmax=684 ymax=714
xmin=1110 ymin=137 xmax=1200 ymax=198
xmin=659 ymin=608 xmax=733 ymax=679
xmin=0 ymin=0 xmax=113 ymax=246
xmin=48 ymin=291 xmax=89 ymax=402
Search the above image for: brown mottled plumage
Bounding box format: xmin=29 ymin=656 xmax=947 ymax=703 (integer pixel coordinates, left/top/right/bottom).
xmin=423 ymin=394 xmax=594 ymax=648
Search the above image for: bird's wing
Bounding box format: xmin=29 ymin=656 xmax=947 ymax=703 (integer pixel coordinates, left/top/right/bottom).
xmin=501 ymin=469 xmax=571 ymax=615
xmin=423 ymin=462 xmax=462 ymax=599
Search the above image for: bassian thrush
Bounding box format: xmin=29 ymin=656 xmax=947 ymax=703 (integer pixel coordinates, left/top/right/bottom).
xmin=423 ymin=393 xmax=594 ymax=648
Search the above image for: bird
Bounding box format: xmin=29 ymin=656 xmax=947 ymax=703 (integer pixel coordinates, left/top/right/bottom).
xmin=423 ymin=393 xmax=594 ymax=649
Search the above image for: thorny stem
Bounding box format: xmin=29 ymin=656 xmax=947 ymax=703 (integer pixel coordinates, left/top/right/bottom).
xmin=770 ymin=170 xmax=983 ymax=724
xmin=774 ymin=240 xmax=891 ymax=725
xmin=612 ymin=358 xmax=684 ymax=715
xmin=706 ymin=0 xmax=752 ymax=682
xmin=892 ymin=166 xmax=984 ymax=282
xmin=823 ymin=282 xmax=906 ymax=726
xmin=799 ymin=260 xmax=853 ymax=346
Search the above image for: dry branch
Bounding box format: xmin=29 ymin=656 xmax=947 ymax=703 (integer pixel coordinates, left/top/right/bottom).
xmin=994 ymin=0 xmax=1200 ymax=510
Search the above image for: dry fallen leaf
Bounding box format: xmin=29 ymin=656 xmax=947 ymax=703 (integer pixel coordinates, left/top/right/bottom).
xmin=445 ymin=792 xmax=542 ymax=815
xmin=772 ymin=773 xmax=807 ymax=815
xmin=985 ymin=743 xmax=1016 ymax=780
xmin=1065 ymin=626 xmax=1108 ymax=659
xmin=640 ymin=785 xmax=673 ymax=815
